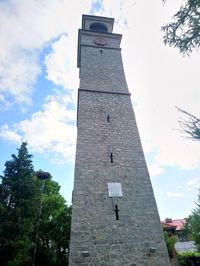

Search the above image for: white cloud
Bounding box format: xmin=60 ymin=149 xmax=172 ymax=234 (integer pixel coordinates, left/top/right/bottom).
xmin=0 ymin=125 xmax=22 ymax=143
xmin=166 ymin=191 xmax=183 ymax=198
xmin=0 ymin=91 xmax=77 ymax=162
xmin=148 ymin=162 xmax=164 ymax=177
xmin=45 ymin=34 xmax=79 ymax=90
xmin=132 ymin=50 xmax=200 ymax=171
xmin=0 ymin=50 xmax=40 ymax=107
xmin=187 ymin=177 xmax=200 ymax=190
xmin=0 ymin=0 xmax=92 ymax=108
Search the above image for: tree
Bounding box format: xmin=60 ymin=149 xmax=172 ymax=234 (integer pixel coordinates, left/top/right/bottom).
xmin=176 ymin=107 xmax=200 ymax=140
xmin=0 ymin=143 xmax=71 ymax=266
xmin=0 ymin=142 xmax=38 ymax=266
xmin=163 ymin=231 xmax=177 ymax=258
xmin=185 ymin=190 xmax=200 ymax=252
xmin=162 ymin=0 xmax=200 ymax=54
xmin=32 ymin=176 xmax=71 ymax=266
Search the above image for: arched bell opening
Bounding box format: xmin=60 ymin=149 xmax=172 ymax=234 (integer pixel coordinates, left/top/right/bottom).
xmin=89 ymin=22 xmax=108 ymax=32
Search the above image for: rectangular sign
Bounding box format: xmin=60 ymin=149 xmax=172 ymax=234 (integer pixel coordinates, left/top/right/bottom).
xmin=108 ymin=182 xmax=123 ymax=197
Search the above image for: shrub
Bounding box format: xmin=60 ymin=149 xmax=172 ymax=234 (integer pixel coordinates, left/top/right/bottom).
xmin=177 ymin=251 xmax=200 ymax=265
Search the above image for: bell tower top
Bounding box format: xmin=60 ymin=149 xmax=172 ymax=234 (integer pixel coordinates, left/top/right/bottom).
xmin=77 ymin=15 xmax=121 ymax=68
xmin=82 ymin=14 xmax=114 ymax=33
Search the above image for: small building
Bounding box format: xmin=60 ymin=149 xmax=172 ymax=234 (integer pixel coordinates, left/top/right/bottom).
xmin=161 ymin=218 xmax=196 ymax=253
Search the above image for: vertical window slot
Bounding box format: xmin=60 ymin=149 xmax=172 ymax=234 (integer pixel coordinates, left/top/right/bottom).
xmin=114 ymin=204 xmax=120 ymax=220
xmin=110 ymin=152 xmax=113 ymax=163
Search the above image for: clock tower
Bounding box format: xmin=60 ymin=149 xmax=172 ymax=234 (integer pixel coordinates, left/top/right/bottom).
xmin=69 ymin=15 xmax=170 ymax=266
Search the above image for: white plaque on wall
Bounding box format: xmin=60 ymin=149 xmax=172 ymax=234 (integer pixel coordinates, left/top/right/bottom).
xmin=108 ymin=183 xmax=123 ymax=197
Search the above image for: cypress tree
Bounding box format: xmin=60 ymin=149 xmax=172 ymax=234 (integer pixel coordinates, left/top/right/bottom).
xmin=0 ymin=142 xmax=38 ymax=266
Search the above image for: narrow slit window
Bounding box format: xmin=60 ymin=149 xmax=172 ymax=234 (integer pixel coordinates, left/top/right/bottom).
xmin=114 ymin=204 xmax=120 ymax=220
xmin=100 ymin=50 xmax=103 ymax=54
xmin=110 ymin=152 xmax=113 ymax=163
xmin=107 ymin=115 xmax=110 ymax=122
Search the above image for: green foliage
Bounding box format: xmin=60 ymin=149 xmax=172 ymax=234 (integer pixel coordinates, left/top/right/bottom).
xmin=0 ymin=142 xmax=38 ymax=266
xmin=163 ymin=231 xmax=177 ymax=258
xmin=33 ymin=179 xmax=71 ymax=266
xmin=186 ymin=191 xmax=200 ymax=252
xmin=0 ymin=143 xmax=71 ymax=266
xmin=162 ymin=0 xmax=200 ymax=54
xmin=182 ymin=219 xmax=192 ymax=239
xmin=177 ymin=251 xmax=200 ymax=265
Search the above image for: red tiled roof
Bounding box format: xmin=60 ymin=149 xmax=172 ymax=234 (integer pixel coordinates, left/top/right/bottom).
xmin=161 ymin=219 xmax=186 ymax=231
xmin=161 ymin=223 xmax=177 ymax=230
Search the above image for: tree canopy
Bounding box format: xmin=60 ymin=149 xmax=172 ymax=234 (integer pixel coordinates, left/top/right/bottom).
xmin=0 ymin=143 xmax=71 ymax=266
xmin=162 ymin=0 xmax=200 ymax=54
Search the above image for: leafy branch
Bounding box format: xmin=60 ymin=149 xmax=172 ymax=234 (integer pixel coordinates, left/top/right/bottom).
xmin=162 ymin=0 xmax=200 ymax=54
xmin=176 ymin=106 xmax=200 ymax=140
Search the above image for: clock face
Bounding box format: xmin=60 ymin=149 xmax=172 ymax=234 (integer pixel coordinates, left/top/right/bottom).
xmin=94 ymin=37 xmax=107 ymax=46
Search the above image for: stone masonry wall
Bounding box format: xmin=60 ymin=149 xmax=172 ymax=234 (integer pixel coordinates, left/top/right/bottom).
xmin=80 ymin=46 xmax=128 ymax=94
xmin=69 ymin=16 xmax=170 ymax=265
xmin=69 ymin=91 xmax=170 ymax=266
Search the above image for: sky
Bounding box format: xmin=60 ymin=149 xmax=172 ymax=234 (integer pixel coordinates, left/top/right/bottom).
xmin=0 ymin=0 xmax=200 ymax=220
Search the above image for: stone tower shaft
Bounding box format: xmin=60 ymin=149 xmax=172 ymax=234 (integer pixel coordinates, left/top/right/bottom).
xmin=69 ymin=15 xmax=170 ymax=266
